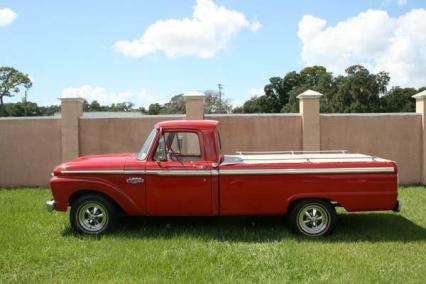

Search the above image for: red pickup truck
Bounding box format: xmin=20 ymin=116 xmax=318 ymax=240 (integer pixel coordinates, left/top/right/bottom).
xmin=47 ymin=120 xmax=400 ymax=237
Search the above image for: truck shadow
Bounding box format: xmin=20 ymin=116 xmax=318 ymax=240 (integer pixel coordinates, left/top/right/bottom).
xmin=63 ymin=213 xmax=426 ymax=243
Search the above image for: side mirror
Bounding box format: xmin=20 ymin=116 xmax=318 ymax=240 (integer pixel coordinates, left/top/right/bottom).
xmin=155 ymin=152 xmax=167 ymax=162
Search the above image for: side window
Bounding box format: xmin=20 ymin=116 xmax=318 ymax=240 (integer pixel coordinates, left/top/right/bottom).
xmin=154 ymin=131 xmax=201 ymax=161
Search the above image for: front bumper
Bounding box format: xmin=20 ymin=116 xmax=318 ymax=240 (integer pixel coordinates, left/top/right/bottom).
xmin=46 ymin=200 xmax=56 ymax=212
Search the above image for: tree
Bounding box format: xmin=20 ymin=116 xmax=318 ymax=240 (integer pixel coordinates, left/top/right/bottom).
xmin=1 ymin=101 xmax=59 ymax=117
xmin=232 ymin=106 xmax=244 ymax=113
xmin=204 ymin=90 xmax=232 ymax=113
xmin=283 ymin=66 xmax=335 ymax=112
xmin=160 ymin=94 xmax=186 ymax=114
xmin=264 ymin=77 xmax=287 ymax=110
xmin=381 ymin=87 xmax=416 ymax=112
xmin=148 ymin=103 xmax=162 ymax=114
xmin=332 ymin=65 xmax=389 ymax=113
xmin=110 ymin=102 xmax=135 ymax=112
xmin=0 ymin=67 xmax=32 ymax=115
xmin=145 ymin=91 xmax=233 ymax=115
xmin=237 ymin=64 xmax=401 ymax=113
xmin=89 ymin=100 xmax=103 ymax=111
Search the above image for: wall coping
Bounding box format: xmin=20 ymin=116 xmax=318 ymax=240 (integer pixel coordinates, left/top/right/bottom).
xmin=81 ymin=112 xmax=185 ymax=119
xmin=1 ymin=112 xmax=417 ymax=120
xmin=0 ymin=115 xmax=61 ymax=120
xmin=205 ymin=113 xmax=301 ymax=117
xmin=321 ymin=113 xmax=420 ymax=117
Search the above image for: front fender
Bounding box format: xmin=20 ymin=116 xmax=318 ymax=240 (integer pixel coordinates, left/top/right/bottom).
xmin=49 ymin=175 xmax=141 ymax=215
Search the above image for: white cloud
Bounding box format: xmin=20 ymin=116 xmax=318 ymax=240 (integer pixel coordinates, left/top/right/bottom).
xmin=114 ymin=0 xmax=260 ymax=59
xmin=0 ymin=8 xmax=17 ymax=27
xmin=381 ymin=0 xmax=408 ymax=6
xmin=28 ymin=75 xmax=36 ymax=84
xmin=61 ymin=85 xmax=163 ymax=108
xmin=248 ymin=88 xmax=265 ymax=97
xmin=298 ymin=9 xmax=426 ymax=88
xmin=250 ymin=20 xmax=262 ymax=32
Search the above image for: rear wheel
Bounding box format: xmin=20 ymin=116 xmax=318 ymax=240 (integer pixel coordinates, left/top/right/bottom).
xmin=70 ymin=194 xmax=117 ymax=235
xmin=289 ymin=199 xmax=336 ymax=237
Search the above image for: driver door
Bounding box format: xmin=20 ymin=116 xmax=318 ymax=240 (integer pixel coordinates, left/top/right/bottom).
xmin=145 ymin=130 xmax=213 ymax=216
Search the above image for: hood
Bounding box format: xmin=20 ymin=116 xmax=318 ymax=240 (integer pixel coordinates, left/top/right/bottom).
xmin=55 ymin=153 xmax=135 ymax=174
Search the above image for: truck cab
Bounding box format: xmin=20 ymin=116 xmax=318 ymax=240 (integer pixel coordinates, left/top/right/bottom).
xmin=126 ymin=120 xmax=221 ymax=216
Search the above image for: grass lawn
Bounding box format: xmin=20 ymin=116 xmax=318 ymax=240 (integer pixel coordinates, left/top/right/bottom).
xmin=0 ymin=187 xmax=425 ymax=283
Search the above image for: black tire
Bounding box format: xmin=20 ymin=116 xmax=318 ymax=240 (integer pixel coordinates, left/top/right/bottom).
xmin=70 ymin=194 xmax=118 ymax=235
xmin=288 ymin=199 xmax=336 ymax=237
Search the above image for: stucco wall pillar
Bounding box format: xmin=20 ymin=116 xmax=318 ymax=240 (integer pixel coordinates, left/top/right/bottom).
xmin=413 ymin=90 xmax=426 ymax=184
xmin=297 ymin=89 xmax=323 ymax=151
xmin=184 ymin=91 xmax=205 ymax=120
xmin=60 ymin=96 xmax=84 ymax=162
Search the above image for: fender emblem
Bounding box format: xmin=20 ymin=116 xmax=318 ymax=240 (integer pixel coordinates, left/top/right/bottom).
xmin=126 ymin=177 xmax=144 ymax=184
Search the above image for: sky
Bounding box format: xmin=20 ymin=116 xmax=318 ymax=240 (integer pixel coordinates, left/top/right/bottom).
xmin=0 ymin=0 xmax=425 ymax=107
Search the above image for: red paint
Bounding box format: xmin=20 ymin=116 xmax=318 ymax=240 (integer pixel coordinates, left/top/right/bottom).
xmin=49 ymin=120 xmax=399 ymax=216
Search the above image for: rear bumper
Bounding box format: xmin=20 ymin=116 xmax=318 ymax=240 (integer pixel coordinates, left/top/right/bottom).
xmin=393 ymin=200 xmax=401 ymax=212
xmin=46 ymin=200 xmax=56 ymax=212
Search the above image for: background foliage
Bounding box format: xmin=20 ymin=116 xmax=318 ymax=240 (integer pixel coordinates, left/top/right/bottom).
xmin=235 ymin=65 xmax=423 ymax=114
xmin=1 ymin=64 xmax=424 ymax=117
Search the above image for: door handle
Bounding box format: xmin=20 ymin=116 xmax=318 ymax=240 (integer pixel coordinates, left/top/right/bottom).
xmin=193 ymin=165 xmax=207 ymax=169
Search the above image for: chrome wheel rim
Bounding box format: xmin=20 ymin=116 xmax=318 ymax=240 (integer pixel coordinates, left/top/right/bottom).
xmin=77 ymin=202 xmax=108 ymax=233
xmin=297 ymin=204 xmax=329 ymax=235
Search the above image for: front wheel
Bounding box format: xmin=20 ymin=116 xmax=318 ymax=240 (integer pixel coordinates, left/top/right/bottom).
xmin=70 ymin=194 xmax=117 ymax=235
xmin=288 ymin=199 xmax=336 ymax=237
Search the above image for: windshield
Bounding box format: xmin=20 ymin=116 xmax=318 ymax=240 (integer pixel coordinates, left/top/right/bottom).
xmin=137 ymin=128 xmax=157 ymax=160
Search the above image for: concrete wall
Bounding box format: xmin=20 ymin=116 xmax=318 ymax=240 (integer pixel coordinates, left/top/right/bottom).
xmin=0 ymin=117 xmax=62 ymax=187
xmin=320 ymin=114 xmax=422 ymax=184
xmin=79 ymin=114 xmax=184 ymax=155
xmin=206 ymin=114 xmax=302 ymax=154
xmin=1 ymin=90 xmax=426 ymax=187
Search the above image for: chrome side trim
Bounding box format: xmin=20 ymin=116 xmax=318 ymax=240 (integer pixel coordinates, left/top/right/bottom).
xmin=145 ymin=170 xmax=211 ymax=176
xmin=219 ymin=167 xmax=395 ymax=175
xmin=61 ymin=166 xmax=394 ymax=176
xmin=124 ymin=170 xmax=147 ymax=174
xmin=61 ymin=169 xmax=211 ymax=176
xmin=61 ymin=170 xmax=136 ymax=174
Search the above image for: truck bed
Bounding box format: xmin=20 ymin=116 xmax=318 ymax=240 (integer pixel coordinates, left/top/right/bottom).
xmin=222 ymin=152 xmax=391 ymax=165
xmin=218 ymin=151 xmax=398 ymax=215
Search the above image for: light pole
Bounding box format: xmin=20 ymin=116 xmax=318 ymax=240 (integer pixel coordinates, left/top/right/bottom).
xmin=24 ymin=89 xmax=28 ymax=116
xmin=218 ymin=83 xmax=223 ymax=113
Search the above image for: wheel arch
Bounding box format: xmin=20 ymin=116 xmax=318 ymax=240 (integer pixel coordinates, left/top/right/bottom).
xmin=68 ymin=189 xmax=125 ymax=215
xmin=51 ymin=175 xmax=140 ymax=215
xmin=285 ymin=195 xmax=340 ymax=214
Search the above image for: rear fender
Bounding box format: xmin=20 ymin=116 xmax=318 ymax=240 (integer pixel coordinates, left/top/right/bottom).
xmin=285 ymin=193 xmax=337 ymax=214
xmin=285 ymin=191 xmax=397 ymax=213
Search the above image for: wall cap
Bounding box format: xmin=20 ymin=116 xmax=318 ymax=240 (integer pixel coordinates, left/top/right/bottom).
xmin=205 ymin=113 xmax=301 ymax=117
xmin=297 ymin=89 xmax=323 ymax=100
xmin=183 ymin=91 xmax=205 ymax=99
xmin=59 ymin=96 xmax=85 ymax=103
xmin=412 ymin=90 xmax=426 ymax=99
